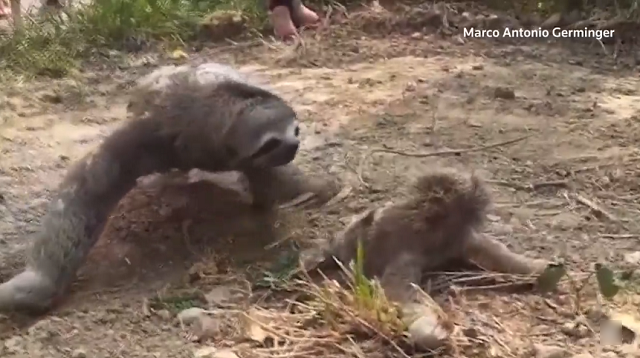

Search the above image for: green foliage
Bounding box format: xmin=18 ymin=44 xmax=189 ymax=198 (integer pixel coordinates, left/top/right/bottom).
xmin=595 ymin=263 xmax=621 ymax=299
xmin=537 ymin=263 xmax=567 ymax=293
xmin=149 ymin=290 xmax=205 ymax=312
xmin=255 ymin=250 xmax=301 ymax=290
xmin=353 ymin=239 xmax=375 ymax=302
xmin=0 ymin=0 xmax=265 ymax=77
xmin=536 ymin=261 xmax=625 ymax=301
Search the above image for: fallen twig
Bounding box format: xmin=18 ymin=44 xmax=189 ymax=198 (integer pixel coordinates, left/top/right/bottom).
xmin=599 ymin=234 xmax=639 ymax=239
xmin=487 ymin=179 xmax=569 ymax=192
xmin=279 ymin=192 xmax=316 ymax=210
xmin=324 ymin=185 xmax=353 ymax=207
xmin=570 ymin=193 xmax=619 ymax=222
xmin=357 ymin=134 xmax=533 ymax=187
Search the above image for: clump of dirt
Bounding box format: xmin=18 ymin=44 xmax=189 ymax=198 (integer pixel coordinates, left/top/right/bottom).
xmin=1 ymin=1 xmax=640 ymax=357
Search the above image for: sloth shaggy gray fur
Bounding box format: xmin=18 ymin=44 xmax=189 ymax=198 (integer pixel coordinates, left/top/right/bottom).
xmin=0 ymin=63 xmax=336 ymax=314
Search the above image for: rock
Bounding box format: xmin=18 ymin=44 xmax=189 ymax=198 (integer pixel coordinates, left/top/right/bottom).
xmin=494 ymin=87 xmax=515 ymax=100
xmin=71 ymin=348 xmax=88 ymax=358
xmin=402 ymin=302 xmax=450 ymax=350
xmin=195 ymin=345 xmax=242 ymax=358
xmin=3 ymin=336 xmax=25 ymax=354
xmin=624 ymin=252 xmax=640 ymax=265
xmin=212 ymin=349 xmax=240 ymax=358
xmin=205 ymin=286 xmax=235 ymax=307
xmin=192 ymin=316 xmax=222 ymax=342
xmin=193 ymin=347 xmax=222 ymax=358
xmin=177 ymin=307 xmax=208 ymax=326
xmin=541 ymin=13 xmax=562 ymax=29
xmin=156 ymin=309 xmax=172 ymax=320
xmin=533 ymin=344 xmax=568 ymax=358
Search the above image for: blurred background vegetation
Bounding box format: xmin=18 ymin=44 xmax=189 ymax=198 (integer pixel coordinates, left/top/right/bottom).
xmin=0 ymin=0 xmax=637 ymax=77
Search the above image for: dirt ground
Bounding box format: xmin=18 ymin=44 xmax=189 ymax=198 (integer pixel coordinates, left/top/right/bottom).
xmin=1 ymin=3 xmax=640 ymax=357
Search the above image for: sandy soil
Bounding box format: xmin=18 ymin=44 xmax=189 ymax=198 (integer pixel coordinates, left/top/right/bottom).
xmin=0 ymin=3 xmax=640 ymax=358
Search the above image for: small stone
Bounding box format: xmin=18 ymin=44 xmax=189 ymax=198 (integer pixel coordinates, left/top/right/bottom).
xmin=71 ymin=348 xmax=88 ymax=358
xmin=156 ymin=309 xmax=172 ymax=320
xmin=192 ymin=316 xmax=222 ymax=342
xmin=205 ymin=286 xmax=234 ymax=307
xmin=405 ymin=81 xmax=417 ymax=92
xmin=213 ymin=349 xmax=240 ymax=358
xmin=194 ymin=347 xmax=239 ymax=358
xmin=410 ymin=32 xmax=423 ymax=39
xmin=624 ymin=252 xmax=640 ymax=265
xmin=177 ymin=307 xmax=207 ymax=326
xmin=3 ymin=336 xmax=24 ymax=354
xmin=194 ymin=347 xmax=218 ymax=358
xmin=402 ymin=303 xmax=450 ymax=350
xmin=533 ymin=344 xmax=568 ymax=358
xmin=494 ymin=87 xmax=516 ymax=100
xmin=471 ymin=64 xmax=484 ymax=71
xmin=541 ymin=12 xmax=562 ymax=29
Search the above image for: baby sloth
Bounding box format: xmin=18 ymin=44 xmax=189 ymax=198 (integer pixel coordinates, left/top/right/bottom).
xmin=306 ymin=168 xmax=548 ymax=350
xmin=324 ymin=168 xmax=547 ymax=280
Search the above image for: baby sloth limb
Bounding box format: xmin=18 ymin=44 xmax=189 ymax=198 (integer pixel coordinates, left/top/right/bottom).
xmin=463 ymin=231 xmax=548 ymax=275
xmin=380 ymin=253 xmax=452 ymax=351
xmin=0 ymin=69 xmax=303 ymax=315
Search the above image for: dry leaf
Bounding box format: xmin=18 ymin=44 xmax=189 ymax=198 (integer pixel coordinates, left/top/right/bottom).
xmin=169 ymin=49 xmax=189 ymax=60
xmin=242 ymin=309 xmax=272 ymax=344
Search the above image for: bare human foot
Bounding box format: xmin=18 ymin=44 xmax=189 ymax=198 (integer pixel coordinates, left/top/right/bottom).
xmin=0 ymin=0 xmax=11 ymax=18
xmin=270 ymin=5 xmax=298 ymax=41
xmin=291 ymin=3 xmax=319 ymax=28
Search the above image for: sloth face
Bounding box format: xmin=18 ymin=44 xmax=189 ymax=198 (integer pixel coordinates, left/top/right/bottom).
xmin=249 ymin=120 xmax=300 ymax=167
xmin=225 ymin=97 xmax=301 ymax=169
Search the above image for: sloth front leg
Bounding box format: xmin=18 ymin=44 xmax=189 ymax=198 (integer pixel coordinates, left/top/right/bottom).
xmin=380 ymin=253 xmax=451 ymax=351
xmin=242 ymin=164 xmax=340 ymax=211
xmin=462 ymin=231 xmax=548 ymax=275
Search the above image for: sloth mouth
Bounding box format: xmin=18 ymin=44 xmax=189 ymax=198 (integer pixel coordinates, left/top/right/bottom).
xmin=250 ymin=138 xmax=282 ymax=160
xmin=250 ymin=138 xmax=299 ymax=167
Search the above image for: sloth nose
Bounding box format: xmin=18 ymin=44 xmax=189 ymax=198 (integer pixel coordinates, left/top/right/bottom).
xmin=294 ymin=125 xmax=300 ymax=137
xmin=280 ymin=141 xmax=299 ymax=164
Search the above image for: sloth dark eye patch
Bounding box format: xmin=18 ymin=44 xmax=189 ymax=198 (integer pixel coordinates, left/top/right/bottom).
xmin=250 ymin=138 xmax=281 ymax=159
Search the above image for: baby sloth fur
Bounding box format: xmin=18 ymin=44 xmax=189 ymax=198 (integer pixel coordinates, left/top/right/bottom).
xmin=314 ymin=168 xmax=549 ymax=350
xmin=321 ymin=168 xmax=548 ymax=292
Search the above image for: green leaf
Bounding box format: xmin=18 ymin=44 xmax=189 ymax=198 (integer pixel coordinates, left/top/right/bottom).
xmin=595 ymin=263 xmax=620 ymax=299
xmin=536 ymin=263 xmax=567 ymax=292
